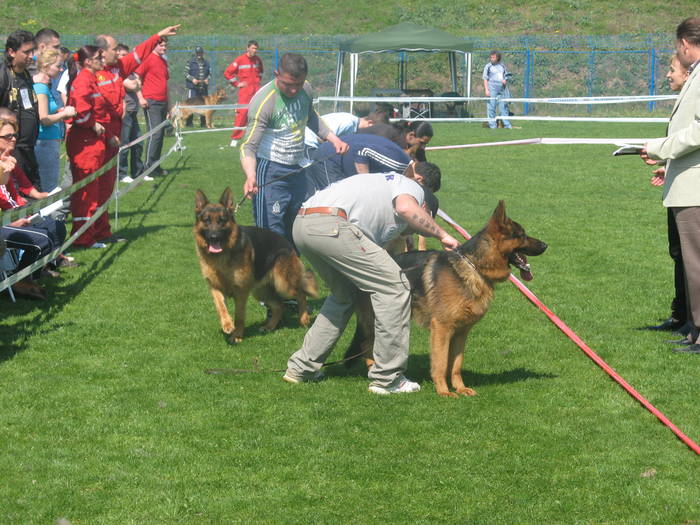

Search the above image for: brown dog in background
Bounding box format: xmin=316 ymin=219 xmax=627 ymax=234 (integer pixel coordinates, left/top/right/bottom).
xmin=194 ymin=187 xmax=319 ymax=343
xmin=347 ymin=201 xmax=547 ymax=397
xmin=178 ymin=88 xmax=227 ymax=129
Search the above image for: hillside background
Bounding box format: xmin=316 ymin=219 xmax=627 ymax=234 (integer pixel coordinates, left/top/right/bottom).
xmin=2 ymin=2 xmax=697 ymax=116
xmin=1 ymin=1 xmax=697 ymax=36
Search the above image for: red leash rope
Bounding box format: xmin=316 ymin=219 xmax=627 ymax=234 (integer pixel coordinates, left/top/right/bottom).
xmin=437 ymin=209 xmax=700 ymax=456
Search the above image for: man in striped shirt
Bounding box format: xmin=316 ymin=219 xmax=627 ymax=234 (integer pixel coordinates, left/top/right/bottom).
xmin=239 ymin=53 xmax=347 ymax=242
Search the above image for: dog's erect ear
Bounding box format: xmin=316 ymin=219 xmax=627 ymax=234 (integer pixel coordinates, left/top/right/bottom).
xmin=195 ymin=189 xmax=209 ymax=213
xmin=493 ymin=200 xmax=507 ymax=225
xmin=487 ymin=200 xmax=509 ymax=232
xmin=219 ymin=187 xmax=234 ymax=210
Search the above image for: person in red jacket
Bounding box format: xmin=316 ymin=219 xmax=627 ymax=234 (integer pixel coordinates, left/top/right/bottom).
xmin=224 ymin=40 xmax=263 ymax=147
xmin=65 ymin=45 xmax=109 ymax=248
xmin=136 ymin=37 xmax=171 ymax=176
xmin=92 ymin=24 xmax=180 ymax=242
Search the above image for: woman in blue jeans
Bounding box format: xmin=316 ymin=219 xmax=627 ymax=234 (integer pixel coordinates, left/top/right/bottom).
xmin=33 ymin=48 xmax=75 ymax=191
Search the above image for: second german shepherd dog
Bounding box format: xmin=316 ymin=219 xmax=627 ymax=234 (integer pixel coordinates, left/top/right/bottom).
xmin=178 ymin=87 xmax=227 ymax=129
xmin=349 ymin=201 xmax=547 ymax=397
xmin=194 ymin=188 xmax=319 ymax=344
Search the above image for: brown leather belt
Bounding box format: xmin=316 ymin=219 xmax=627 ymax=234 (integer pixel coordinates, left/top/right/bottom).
xmin=297 ymin=207 xmax=347 ymax=220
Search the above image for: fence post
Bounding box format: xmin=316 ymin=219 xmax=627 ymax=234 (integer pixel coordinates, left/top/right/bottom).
xmin=587 ymin=49 xmax=595 ymax=114
xmin=648 ymin=48 xmax=656 ymax=113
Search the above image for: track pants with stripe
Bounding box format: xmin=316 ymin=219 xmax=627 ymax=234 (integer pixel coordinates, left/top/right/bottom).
xmin=253 ymin=157 xmax=307 ymax=244
xmin=231 ymin=84 xmax=259 ymax=140
xmin=1 ymin=217 xmax=66 ymax=278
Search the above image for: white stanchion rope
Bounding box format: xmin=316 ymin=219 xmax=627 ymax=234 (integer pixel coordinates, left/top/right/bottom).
xmin=425 ymin=137 xmax=649 ymax=152
xmin=316 ymin=94 xmax=677 ymax=105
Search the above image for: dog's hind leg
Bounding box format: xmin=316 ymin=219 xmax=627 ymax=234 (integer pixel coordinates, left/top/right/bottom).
xmin=261 ymin=300 xmax=283 ymax=332
xmin=296 ymin=292 xmax=311 ymax=327
xmin=210 ymin=287 xmax=234 ymax=336
xmin=448 ymin=328 xmax=477 ymax=396
xmin=430 ymin=318 xmax=458 ymax=398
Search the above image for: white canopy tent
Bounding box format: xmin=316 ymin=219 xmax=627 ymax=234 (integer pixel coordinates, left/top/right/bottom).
xmin=333 ymin=23 xmax=474 ymax=112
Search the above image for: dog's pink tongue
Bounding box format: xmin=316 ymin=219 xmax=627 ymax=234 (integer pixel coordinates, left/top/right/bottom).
xmin=520 ymin=269 xmax=533 ymax=281
xmin=208 ymin=243 xmax=223 ymax=254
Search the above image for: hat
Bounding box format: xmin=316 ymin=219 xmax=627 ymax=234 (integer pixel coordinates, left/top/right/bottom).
xmin=195 ymin=46 xmax=204 ymax=54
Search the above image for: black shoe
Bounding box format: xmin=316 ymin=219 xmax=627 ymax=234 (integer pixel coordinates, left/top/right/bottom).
xmin=672 ymin=343 xmax=700 ymax=354
xmin=667 ymin=337 xmax=692 ymax=345
xmin=646 ymin=317 xmax=685 ymax=331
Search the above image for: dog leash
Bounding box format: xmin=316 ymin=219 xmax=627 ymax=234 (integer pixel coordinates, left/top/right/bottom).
xmin=204 ymin=349 xmax=367 ymax=375
xmin=234 ymin=151 xmax=340 ymax=214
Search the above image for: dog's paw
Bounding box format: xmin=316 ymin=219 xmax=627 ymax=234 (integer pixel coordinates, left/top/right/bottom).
xmin=437 ymin=391 xmax=460 ymax=398
xmin=227 ymin=334 xmax=244 ymax=344
xmin=221 ymin=319 xmax=234 ymax=334
xmin=456 ymin=387 xmax=477 ymax=396
xmin=299 ymin=311 xmax=311 ymax=327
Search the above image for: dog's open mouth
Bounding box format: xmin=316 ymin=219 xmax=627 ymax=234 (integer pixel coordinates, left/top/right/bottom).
xmin=510 ymin=252 xmax=533 ymax=281
xmin=207 ymin=242 xmax=223 ymax=254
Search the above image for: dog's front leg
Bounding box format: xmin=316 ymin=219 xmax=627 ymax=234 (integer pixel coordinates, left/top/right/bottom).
xmin=231 ymin=290 xmax=249 ymax=343
xmin=430 ymin=319 xmax=458 ymax=398
xmin=210 ymin=287 xmax=234 ymax=336
xmin=448 ymin=329 xmax=477 ymax=396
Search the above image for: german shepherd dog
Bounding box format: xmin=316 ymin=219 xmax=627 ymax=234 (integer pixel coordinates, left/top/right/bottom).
xmin=178 ymin=87 xmax=227 ymax=129
xmin=349 ymin=201 xmax=547 ymax=397
xmin=194 ymin=188 xmax=319 ymax=343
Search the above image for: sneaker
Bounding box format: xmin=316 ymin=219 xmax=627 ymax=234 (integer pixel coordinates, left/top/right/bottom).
xmin=282 ymin=369 xmax=325 ymax=384
xmin=368 ymin=375 xmax=421 ymax=395
xmin=121 ymin=176 xmax=134 ymax=184
xmin=143 ymin=175 xmax=154 ymax=181
xmin=90 ymin=242 xmax=107 ymax=249
xmin=230 ymin=139 xmax=238 ymax=147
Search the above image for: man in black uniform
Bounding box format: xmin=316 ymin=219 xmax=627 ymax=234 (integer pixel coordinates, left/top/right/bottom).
xmin=0 ymin=30 xmax=40 ymax=187
xmin=184 ymin=46 xmax=210 ymax=128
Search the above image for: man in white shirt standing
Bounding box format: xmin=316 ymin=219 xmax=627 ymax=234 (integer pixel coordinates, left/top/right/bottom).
xmin=283 ymin=172 xmax=459 ymax=394
xmin=482 ymin=51 xmax=512 ymax=129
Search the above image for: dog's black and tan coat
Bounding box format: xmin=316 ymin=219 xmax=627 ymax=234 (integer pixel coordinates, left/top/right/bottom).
xmin=350 ymin=201 xmax=547 ymax=397
xmin=178 ymin=88 xmax=227 ymax=129
xmin=194 ymin=188 xmax=318 ymax=343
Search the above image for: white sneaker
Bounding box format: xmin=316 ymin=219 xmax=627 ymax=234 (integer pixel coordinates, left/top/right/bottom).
xmin=230 ymin=139 xmax=238 ymax=147
xmin=143 ymin=175 xmax=154 ymax=181
xmin=121 ymin=176 xmax=134 ymax=183
xmin=282 ymin=370 xmax=325 ymax=384
xmin=368 ymin=375 xmax=421 ymax=395
xmin=90 ymin=242 xmax=107 ymax=249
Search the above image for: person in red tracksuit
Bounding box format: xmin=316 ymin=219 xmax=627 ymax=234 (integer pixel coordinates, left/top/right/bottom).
xmin=92 ymin=24 xmax=181 ymax=243
xmin=224 ymin=40 xmax=263 ymax=147
xmin=65 ymin=45 xmax=109 ymax=248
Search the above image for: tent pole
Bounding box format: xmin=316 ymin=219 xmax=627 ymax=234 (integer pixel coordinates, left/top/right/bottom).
xmin=334 ymin=51 xmax=344 ymax=112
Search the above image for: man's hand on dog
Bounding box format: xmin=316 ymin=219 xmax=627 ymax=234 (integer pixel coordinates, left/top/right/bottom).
xmin=439 ymin=232 xmax=460 ymax=251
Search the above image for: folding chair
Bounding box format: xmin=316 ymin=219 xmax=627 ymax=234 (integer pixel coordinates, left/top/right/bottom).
xmin=0 ymin=246 xmax=19 ymax=303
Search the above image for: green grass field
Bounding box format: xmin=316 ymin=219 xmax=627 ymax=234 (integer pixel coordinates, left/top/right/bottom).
xmin=1 ymin=119 xmax=699 ymax=523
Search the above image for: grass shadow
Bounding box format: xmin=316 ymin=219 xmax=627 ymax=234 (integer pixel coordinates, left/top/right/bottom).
xmin=0 ymin=157 xmax=185 ymax=364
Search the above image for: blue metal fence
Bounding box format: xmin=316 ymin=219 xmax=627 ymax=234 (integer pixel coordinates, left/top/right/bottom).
xmin=5 ymin=32 xmax=675 ymax=116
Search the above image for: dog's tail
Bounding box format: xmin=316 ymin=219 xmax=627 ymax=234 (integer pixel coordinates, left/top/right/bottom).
xmin=301 ymin=269 xmax=319 ymax=298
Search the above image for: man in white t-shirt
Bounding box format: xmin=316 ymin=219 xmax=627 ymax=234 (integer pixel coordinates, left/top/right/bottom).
xmin=284 ymin=172 xmax=459 ymax=394
xmin=482 ymin=51 xmax=512 ymax=129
